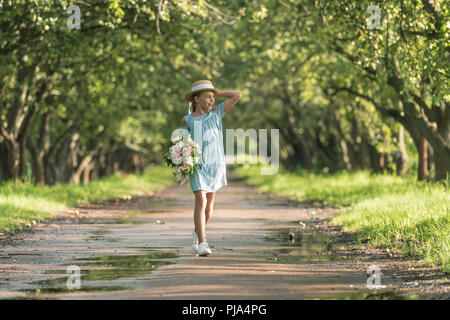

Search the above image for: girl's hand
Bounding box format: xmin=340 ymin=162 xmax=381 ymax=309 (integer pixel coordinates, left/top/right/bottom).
xmin=215 ymin=90 xmax=242 ymax=114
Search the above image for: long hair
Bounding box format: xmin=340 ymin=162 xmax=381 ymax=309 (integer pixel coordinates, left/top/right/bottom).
xmin=190 ymin=93 xmax=200 ymax=114
xmin=190 ymin=91 xmax=214 ymax=114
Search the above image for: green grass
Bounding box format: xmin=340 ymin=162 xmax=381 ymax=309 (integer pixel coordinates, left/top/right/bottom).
xmin=0 ymin=164 xmax=173 ymax=233
xmin=234 ymin=162 xmax=449 ymax=273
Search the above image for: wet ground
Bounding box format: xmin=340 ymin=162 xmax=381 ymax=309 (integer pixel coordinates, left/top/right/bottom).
xmin=0 ymin=166 xmax=448 ymax=299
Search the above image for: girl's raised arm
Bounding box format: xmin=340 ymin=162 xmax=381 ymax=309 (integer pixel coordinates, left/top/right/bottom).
xmin=215 ymin=90 xmax=242 ymax=114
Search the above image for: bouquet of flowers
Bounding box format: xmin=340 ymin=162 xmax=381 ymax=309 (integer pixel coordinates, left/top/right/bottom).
xmin=162 ymin=135 xmax=202 ymax=186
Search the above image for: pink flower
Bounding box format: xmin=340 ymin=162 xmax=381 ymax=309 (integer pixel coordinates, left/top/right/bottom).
xmin=182 ymin=146 xmax=192 ymax=157
xmin=173 ymin=155 xmax=182 ymax=165
xmin=172 ymin=137 xmax=180 ymax=144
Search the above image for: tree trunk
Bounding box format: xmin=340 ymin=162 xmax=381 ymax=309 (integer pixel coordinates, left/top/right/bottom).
xmin=82 ymin=160 xmax=96 ymax=185
xmin=432 ymin=144 xmax=450 ymax=181
xmin=106 ymin=142 xmax=119 ymax=175
xmin=70 ymin=144 xmax=102 ymax=185
xmin=332 ymin=109 xmax=352 ymax=170
xmin=395 ymin=126 xmax=409 ymax=177
xmin=418 ymin=136 xmax=428 ymax=181
xmin=27 ymin=137 xmax=45 ymax=186
xmin=387 ymin=69 xmax=449 ymax=181
xmin=132 ymin=154 xmax=144 ymax=175
xmin=0 ymin=143 xmax=7 ymax=182
xmin=5 ymin=140 xmax=20 ymax=185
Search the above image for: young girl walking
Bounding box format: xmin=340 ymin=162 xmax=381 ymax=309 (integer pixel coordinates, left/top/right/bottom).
xmin=181 ymin=80 xmax=242 ymax=256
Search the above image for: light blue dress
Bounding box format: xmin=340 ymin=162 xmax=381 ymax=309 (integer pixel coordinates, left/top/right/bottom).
xmin=181 ymin=102 xmax=227 ymax=193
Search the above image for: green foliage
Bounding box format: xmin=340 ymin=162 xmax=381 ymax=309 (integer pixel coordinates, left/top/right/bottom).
xmin=1 ymin=0 xmax=448 ymax=184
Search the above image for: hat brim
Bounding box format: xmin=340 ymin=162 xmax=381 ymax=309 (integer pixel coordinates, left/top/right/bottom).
xmin=185 ymin=88 xmax=219 ymax=102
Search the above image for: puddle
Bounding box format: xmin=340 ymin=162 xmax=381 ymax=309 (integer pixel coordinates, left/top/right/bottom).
xmin=115 ymin=219 xmax=147 ymax=225
xmin=24 ymin=250 xmax=179 ymax=296
xmin=3 ymin=295 xmax=58 ymax=300
xmin=74 ymin=251 xmax=178 ymax=281
xmin=129 ymin=246 xmax=184 ymax=250
xmin=88 ymin=229 xmax=121 ymax=242
xmin=260 ymin=224 xmax=426 ymax=300
xmin=24 ymin=285 xmax=132 ymax=295
xmin=56 ymin=218 xmax=147 ymax=225
xmin=260 ymin=226 xmax=349 ymax=262
xmin=89 ymin=229 xmax=108 ymax=238
xmin=246 ymin=201 xmax=296 ymax=207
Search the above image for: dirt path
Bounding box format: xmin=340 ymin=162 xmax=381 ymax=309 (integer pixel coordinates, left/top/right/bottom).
xmin=0 ymin=167 xmax=448 ymax=300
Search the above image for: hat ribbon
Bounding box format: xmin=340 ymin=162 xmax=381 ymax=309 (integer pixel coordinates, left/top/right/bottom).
xmin=191 ymin=83 xmax=215 ymax=91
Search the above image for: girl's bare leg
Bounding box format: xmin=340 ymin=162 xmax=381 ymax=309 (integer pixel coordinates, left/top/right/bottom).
xmin=205 ymin=192 xmax=216 ymax=225
xmin=194 ymin=190 xmax=207 ymax=243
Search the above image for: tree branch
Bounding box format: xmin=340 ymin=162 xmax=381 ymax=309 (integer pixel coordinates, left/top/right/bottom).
xmin=421 ymin=0 xmax=443 ymax=31
xmin=329 ymin=42 xmax=378 ymax=81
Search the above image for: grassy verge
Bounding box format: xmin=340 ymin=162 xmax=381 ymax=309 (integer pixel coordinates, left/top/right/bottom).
xmin=0 ymin=164 xmax=174 ymax=233
xmin=233 ymin=163 xmax=449 ymax=273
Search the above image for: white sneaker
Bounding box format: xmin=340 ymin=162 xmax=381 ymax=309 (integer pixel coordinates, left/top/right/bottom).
xmin=192 ymin=230 xmax=199 ymax=252
xmin=198 ymin=241 xmax=212 ymax=256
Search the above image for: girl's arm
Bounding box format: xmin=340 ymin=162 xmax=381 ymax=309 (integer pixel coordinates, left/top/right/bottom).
xmin=215 ymin=90 xmax=242 ymax=114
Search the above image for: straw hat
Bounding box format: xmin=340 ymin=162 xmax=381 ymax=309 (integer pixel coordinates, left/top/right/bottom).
xmin=185 ymin=80 xmax=219 ymax=102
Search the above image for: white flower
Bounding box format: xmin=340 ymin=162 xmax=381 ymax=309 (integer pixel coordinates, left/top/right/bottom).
xmin=185 ymin=157 xmax=194 ymax=166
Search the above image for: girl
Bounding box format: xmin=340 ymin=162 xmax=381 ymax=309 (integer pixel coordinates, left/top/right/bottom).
xmin=181 ymin=80 xmax=242 ymax=256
